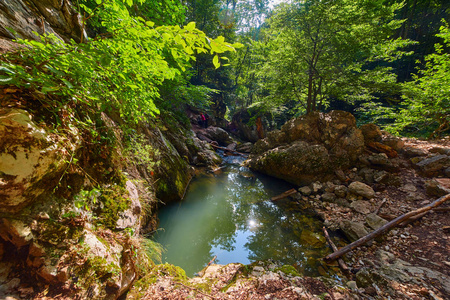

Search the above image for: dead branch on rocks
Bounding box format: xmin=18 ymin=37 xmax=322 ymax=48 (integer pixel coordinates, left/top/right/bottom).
xmin=271 ymin=188 xmax=297 ymax=201
xmin=324 ymin=193 xmax=450 ymax=262
xmin=322 ymin=227 xmax=351 ymax=277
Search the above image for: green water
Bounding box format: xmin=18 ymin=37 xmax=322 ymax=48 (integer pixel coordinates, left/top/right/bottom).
xmin=154 ymin=156 xmax=337 ymax=277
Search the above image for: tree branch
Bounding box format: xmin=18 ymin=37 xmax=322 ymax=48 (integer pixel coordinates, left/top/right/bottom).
xmin=324 ymin=194 xmax=450 ymax=262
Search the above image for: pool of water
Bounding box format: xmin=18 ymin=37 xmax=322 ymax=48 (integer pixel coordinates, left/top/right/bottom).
xmin=154 ymin=156 xmax=338 ymax=277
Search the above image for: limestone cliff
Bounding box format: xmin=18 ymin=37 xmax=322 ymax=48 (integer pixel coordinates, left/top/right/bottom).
xmin=0 ymin=0 xmax=86 ymax=42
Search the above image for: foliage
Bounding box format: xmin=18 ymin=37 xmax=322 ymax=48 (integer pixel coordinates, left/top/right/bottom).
xmin=0 ymin=0 xmax=240 ymax=125
xmin=69 ymin=183 xmax=130 ymax=229
xmin=255 ymin=0 xmax=411 ymax=114
xmin=124 ymin=133 xmax=161 ymax=174
xmin=385 ymin=0 xmax=450 ymax=82
xmin=360 ymin=22 xmax=450 ymax=137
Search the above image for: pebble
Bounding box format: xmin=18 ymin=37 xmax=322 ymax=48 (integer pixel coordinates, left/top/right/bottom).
xmin=385 ymin=246 xmax=390 ymax=251
xmin=346 ymin=281 xmax=358 ymax=290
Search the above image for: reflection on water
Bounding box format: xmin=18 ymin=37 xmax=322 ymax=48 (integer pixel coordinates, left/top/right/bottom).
xmin=154 ymin=157 xmax=336 ymax=276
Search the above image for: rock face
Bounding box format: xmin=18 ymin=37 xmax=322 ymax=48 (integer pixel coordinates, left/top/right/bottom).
xmin=0 ymin=108 xmax=79 ymax=213
xmin=248 ymin=111 xmax=364 ymax=185
xmin=0 ymin=0 xmax=86 ymax=42
xmin=145 ymin=124 xmax=221 ymax=205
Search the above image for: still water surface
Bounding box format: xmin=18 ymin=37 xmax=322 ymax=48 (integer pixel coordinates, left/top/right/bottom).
xmin=155 ymin=156 xmax=334 ymax=276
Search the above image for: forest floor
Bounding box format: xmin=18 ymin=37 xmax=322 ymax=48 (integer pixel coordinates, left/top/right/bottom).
xmin=347 ymin=138 xmax=450 ymax=276
xmin=131 ymin=134 xmax=449 ymax=300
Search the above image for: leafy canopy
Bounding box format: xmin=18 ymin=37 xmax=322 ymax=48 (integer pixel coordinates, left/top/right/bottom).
xmin=362 ymin=22 xmax=450 ymax=137
xmin=0 ymin=0 xmax=242 ymax=123
xmin=256 ymin=0 xmax=411 ymax=114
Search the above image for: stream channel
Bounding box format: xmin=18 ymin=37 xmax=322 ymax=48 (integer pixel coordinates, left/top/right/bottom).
xmin=154 ymin=155 xmax=341 ymax=277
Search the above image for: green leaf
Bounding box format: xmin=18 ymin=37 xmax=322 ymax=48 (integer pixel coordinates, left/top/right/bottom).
xmin=42 ymin=86 xmax=60 ymax=93
xmin=0 ymin=75 xmax=13 ymax=83
xmin=185 ymin=22 xmax=196 ymax=31
xmin=213 ymin=55 xmax=220 ymax=69
xmin=0 ymin=66 xmax=15 ymax=74
xmin=62 ymin=79 xmax=74 ymax=89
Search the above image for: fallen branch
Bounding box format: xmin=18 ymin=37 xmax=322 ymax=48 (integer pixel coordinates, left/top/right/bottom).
xmin=271 ymin=188 xmax=297 ymax=201
xmin=181 ymin=174 xmax=194 ymax=200
xmin=207 ymin=255 xmax=217 ymax=267
xmin=374 ymin=198 xmax=387 ymax=215
xmin=322 ymin=227 xmax=351 ymax=277
xmin=379 ymin=206 xmax=450 ymax=225
xmin=324 ymin=193 xmax=450 ymax=262
xmin=209 ymin=143 xmax=248 ymax=156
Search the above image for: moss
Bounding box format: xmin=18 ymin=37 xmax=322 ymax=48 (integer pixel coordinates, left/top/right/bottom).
xmin=175 ymin=175 xmax=184 ymax=194
xmin=35 ymin=219 xmax=84 ymax=246
xmin=275 ymin=265 xmax=300 ymax=277
xmin=68 ymin=243 xmax=122 ymax=299
xmin=128 ymin=263 xmax=189 ymax=299
xmin=94 ymin=184 xmax=130 ymax=229
xmin=156 ymin=263 xmax=188 ymax=281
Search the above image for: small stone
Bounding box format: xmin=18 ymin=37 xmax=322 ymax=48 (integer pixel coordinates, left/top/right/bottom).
xmin=400 ymin=183 xmax=417 ymax=193
xmin=350 ymin=200 xmax=372 ymax=214
xmin=298 ymin=186 xmax=312 ymax=196
xmin=348 ymin=181 xmax=375 ymax=199
xmin=324 ymin=181 xmax=336 ymax=192
xmin=416 ymin=155 xmax=450 ymax=177
xmin=322 ymin=192 xmax=337 ymax=202
xmin=334 ymin=185 xmax=348 ymax=198
xmin=37 ymin=212 xmax=50 ymax=220
xmin=346 ymin=281 xmax=358 ymax=290
xmin=402 ymin=147 xmax=428 ymax=158
xmin=311 ymin=182 xmax=323 ymax=193
xmin=340 ymin=220 xmax=369 ymax=242
xmin=366 ymin=213 xmax=388 ymax=230
xmin=425 ymin=178 xmax=450 ymax=197
xmin=373 ymin=170 xmax=389 ymax=183
xmin=429 ymin=147 xmax=450 ymax=155
xmin=335 ymin=169 xmax=347 ymax=182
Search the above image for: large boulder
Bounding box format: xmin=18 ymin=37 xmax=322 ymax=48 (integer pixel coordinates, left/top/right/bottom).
xmin=360 ymin=123 xmax=382 ymax=143
xmin=231 ymin=109 xmax=271 ymax=143
xmin=0 ymin=108 xmax=79 ymax=213
xmin=202 ymin=126 xmax=233 ymax=146
xmin=143 ymin=125 xmax=194 ymax=204
xmin=248 ymin=111 xmax=365 ymax=185
xmin=415 ymin=154 xmax=450 ymax=177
